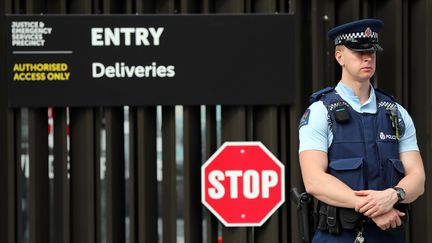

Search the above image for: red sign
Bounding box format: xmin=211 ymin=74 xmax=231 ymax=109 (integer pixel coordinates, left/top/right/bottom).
xmin=202 ymin=142 xmax=285 ymax=227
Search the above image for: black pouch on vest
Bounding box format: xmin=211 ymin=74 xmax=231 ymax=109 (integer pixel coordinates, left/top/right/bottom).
xmin=338 ymin=208 xmax=362 ymax=229
xmin=317 ymin=203 xmax=328 ymax=230
xmin=326 ymin=206 xmax=340 ymax=234
xmin=334 ymin=105 xmax=350 ymax=123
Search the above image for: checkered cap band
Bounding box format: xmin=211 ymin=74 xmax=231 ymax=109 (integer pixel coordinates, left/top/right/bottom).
xmin=334 ymin=31 xmax=379 ymax=45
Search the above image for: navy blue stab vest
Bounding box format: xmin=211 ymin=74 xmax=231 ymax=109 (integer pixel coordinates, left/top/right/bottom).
xmin=310 ymin=87 xmax=405 ymax=191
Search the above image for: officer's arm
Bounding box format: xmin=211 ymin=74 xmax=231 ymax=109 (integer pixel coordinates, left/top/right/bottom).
xmin=299 ymin=150 xmax=364 ymax=209
xmin=396 ymin=151 xmax=425 ymax=203
xmin=395 ymin=105 xmax=425 ymax=203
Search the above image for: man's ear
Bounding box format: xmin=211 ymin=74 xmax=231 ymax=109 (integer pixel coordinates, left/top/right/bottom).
xmin=335 ymin=49 xmax=344 ymax=66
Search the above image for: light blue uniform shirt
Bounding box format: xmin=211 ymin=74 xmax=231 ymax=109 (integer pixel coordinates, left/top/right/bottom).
xmin=299 ymin=82 xmax=419 ymax=153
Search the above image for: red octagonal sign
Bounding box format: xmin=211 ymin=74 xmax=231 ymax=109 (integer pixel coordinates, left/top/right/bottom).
xmin=202 ymin=141 xmax=285 ymax=227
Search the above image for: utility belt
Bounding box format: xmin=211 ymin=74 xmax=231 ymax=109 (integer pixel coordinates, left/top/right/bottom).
xmin=315 ymin=202 xmax=363 ymax=234
xmin=316 ymin=202 xmax=409 ymax=234
xmin=316 ymin=201 xmax=409 ymax=235
xmin=291 ymin=188 xmax=409 ymax=242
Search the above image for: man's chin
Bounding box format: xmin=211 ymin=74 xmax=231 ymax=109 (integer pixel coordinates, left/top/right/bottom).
xmin=358 ymin=73 xmax=374 ymax=81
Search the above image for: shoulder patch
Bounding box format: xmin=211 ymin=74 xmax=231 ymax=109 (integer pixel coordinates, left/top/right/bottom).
xmin=299 ymin=109 xmax=311 ymax=129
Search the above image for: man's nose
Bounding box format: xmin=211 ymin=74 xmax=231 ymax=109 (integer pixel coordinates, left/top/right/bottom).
xmin=362 ymin=52 xmax=374 ymax=61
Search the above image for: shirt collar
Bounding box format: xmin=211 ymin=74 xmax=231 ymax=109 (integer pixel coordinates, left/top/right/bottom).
xmin=334 ymin=81 xmax=377 ymax=113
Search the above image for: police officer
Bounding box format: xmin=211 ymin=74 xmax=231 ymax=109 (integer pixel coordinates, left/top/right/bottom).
xmin=298 ymin=19 xmax=425 ymax=242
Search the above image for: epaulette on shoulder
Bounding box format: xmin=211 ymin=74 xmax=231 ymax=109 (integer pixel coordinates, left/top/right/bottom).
xmin=375 ymin=88 xmax=397 ymax=102
xmin=309 ymin=87 xmax=334 ymax=104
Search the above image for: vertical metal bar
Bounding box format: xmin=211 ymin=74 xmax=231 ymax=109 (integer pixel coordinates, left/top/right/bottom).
xmin=53 ymin=108 xmax=70 ymax=243
xmin=295 ymin=0 xmax=313 ymax=109
xmin=0 ymin=0 xmax=4 ymax=185
xmin=162 ymin=106 xmax=177 ymax=243
xmin=205 ymin=106 xmax=219 ymax=243
xmin=26 ymin=0 xmax=46 ymax=13
xmin=288 ymin=102 xmax=303 ymax=243
xmin=157 ymin=0 xmax=176 ymax=13
xmin=407 ymin=1 xmax=432 ymax=243
xmin=136 ymin=107 xmax=158 ymax=243
xmin=183 ymin=106 xmax=203 ymax=243
xmin=101 ymin=5 xmax=128 ymax=243
xmin=25 ymin=1 xmax=50 ymax=242
xmin=311 ymin=0 xmax=333 ymax=89
xmin=70 ymin=108 xmax=96 ymax=243
xmin=202 ymin=0 xmax=214 ymax=13
xmin=95 ymin=109 xmax=102 ymax=243
xmin=324 ymin=0 xmax=336 ymax=86
xmin=8 ymin=110 xmax=18 ymax=243
xmin=179 ymin=0 xmax=202 ymax=238
xmin=105 ymin=108 xmax=126 ymax=243
xmin=178 ymin=7 xmax=198 ymax=224
xmin=50 ymin=0 xmax=69 ymax=241
xmin=361 ymin=0 xmax=369 ymax=18
xmin=335 ymin=0 xmax=359 ymax=23
xmin=67 ymin=0 xmax=96 ymax=241
xmin=351 ymin=0 xmax=360 ymax=19
xmin=158 ymin=0 xmax=178 ymax=240
xmin=103 ymin=0 xmax=124 ymax=13
xmin=13 ymin=0 xmax=24 ymax=13
xmin=215 ymin=4 xmax=250 ymax=243
xmin=46 ymin=0 xmax=67 ymax=13
xmin=425 ymin=2 xmax=432 ymax=242
xmin=278 ymin=106 xmax=290 ymax=243
xmin=427 ymin=3 xmax=432 ymax=243
xmin=180 ymin=0 xmax=199 ymax=13
xmin=254 ymin=106 xmax=280 ymax=243
xmin=291 ymin=1 xmax=310 ymax=242
xmin=375 ymin=0 xmax=403 ymax=98
xmin=0 ymin=2 xmax=14 ymax=243
xmin=136 ymin=0 xmax=155 ymax=13
xmin=221 ymin=106 xmax=248 ymax=243
xmin=128 ymin=107 xmax=137 ymax=243
xmin=28 ymin=108 xmax=49 ymax=243
xmin=215 ymin=0 xmax=244 ymax=12
xmin=2 ymin=3 xmax=14 ymax=243
xmin=5 ymin=0 xmax=12 ymax=12
xmin=68 ymin=0 xmax=92 ymax=13
xmin=401 ymin=0 xmax=409 ymax=106
xmin=252 ymin=0 xmax=276 ymax=13
xmin=246 ymin=106 xmax=253 ymax=243
xmin=125 ymin=0 xmax=133 ymax=13
xmin=15 ymin=111 xmax=24 ymax=243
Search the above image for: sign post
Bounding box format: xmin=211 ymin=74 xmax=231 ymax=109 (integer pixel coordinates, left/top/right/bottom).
xmin=201 ymin=141 xmax=285 ymax=227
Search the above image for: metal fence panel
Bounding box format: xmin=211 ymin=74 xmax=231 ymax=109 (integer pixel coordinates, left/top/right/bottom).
xmin=162 ymin=106 xmax=178 ymax=243
xmin=183 ymin=106 xmax=203 ymax=243
xmin=28 ymin=108 xmax=49 ymax=243
xmin=53 ymin=108 xmax=70 ymax=243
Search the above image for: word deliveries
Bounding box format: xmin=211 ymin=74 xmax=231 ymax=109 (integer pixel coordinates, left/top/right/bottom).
xmin=92 ymin=62 xmax=175 ymax=78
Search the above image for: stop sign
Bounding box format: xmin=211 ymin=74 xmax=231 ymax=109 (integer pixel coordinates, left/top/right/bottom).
xmin=202 ymin=141 xmax=285 ymax=227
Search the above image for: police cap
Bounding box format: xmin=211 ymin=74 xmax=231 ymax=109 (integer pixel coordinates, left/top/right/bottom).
xmin=327 ymin=19 xmax=384 ymax=52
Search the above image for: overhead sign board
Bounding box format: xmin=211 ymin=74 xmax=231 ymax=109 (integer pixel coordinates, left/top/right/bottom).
xmin=6 ymin=14 xmax=295 ymax=107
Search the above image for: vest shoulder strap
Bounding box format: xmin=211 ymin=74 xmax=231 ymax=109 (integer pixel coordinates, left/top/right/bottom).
xmin=309 ymin=87 xmax=334 ymax=104
xmin=375 ymin=88 xmax=397 ymax=102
